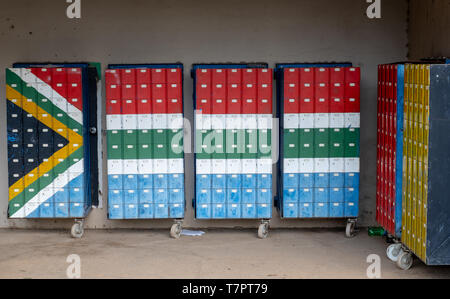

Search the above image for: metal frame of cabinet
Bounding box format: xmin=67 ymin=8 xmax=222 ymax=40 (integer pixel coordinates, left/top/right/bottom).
xmin=192 ymin=63 xmax=273 ymax=239
xmin=275 ymin=63 xmax=360 ymax=237
xmin=6 ymin=62 xmax=99 ymax=237
xmin=105 ymin=63 xmax=185 ymax=238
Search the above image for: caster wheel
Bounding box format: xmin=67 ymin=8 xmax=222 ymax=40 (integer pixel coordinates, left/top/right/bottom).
xmin=345 ymin=221 xmax=356 ymax=238
xmin=71 ymin=222 xmax=84 ymax=239
xmin=258 ymin=223 xmax=269 ymax=239
xmin=386 ymin=243 xmax=403 ymax=262
xmin=396 ymin=251 xmax=414 ymax=270
xmin=170 ymin=223 xmax=182 ymax=239
xmin=385 ymin=234 xmax=396 ymax=244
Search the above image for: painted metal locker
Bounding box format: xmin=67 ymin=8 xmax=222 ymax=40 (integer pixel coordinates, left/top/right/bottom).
xmin=275 ymin=63 xmax=360 ymax=237
xmin=105 ymin=64 xmax=185 ymax=238
xmin=376 ymin=63 xmax=404 ymax=241
xmin=6 ymin=63 xmax=99 ymax=238
xmin=192 ymin=63 xmax=273 ymax=239
xmin=394 ymin=63 xmax=450 ymax=269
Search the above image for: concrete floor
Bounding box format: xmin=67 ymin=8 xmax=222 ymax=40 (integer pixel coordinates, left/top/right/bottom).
xmin=0 ymin=228 xmax=449 ymax=279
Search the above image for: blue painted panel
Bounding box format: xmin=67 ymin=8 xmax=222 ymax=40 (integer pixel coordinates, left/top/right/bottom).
xmin=14 ymin=63 xmax=91 ymax=68
xmin=257 ymin=203 xmax=271 ymax=218
xmin=275 ymin=63 xmax=352 ymax=70
xmin=69 ymin=203 xmax=84 ymax=217
xmin=242 ymin=203 xmax=256 ymax=218
xmin=40 ymin=202 xmax=54 ymax=218
xmin=168 ymin=174 xmax=184 ymax=189
xmin=330 ymin=173 xmax=344 ymax=188
xmin=124 ymin=203 xmax=138 ymax=219
xmin=299 ymin=188 xmax=313 ymax=203
xmin=330 ymin=188 xmax=344 ymax=203
xmin=138 ymin=189 xmax=153 ymax=204
xmin=124 ymin=189 xmax=138 ymax=204
xmin=257 ymin=189 xmax=272 ymax=204
xmin=284 ymin=173 xmax=299 ymax=188
xmin=242 ymin=189 xmax=256 ymax=204
xmin=394 ymin=64 xmax=405 ymax=237
xmin=227 ymin=203 xmax=241 ymax=218
xmin=169 ymin=189 xmax=184 ymax=204
xmin=212 ymin=203 xmax=226 ymax=218
xmin=109 ymin=189 xmax=123 ymax=205
xmin=169 ymin=203 xmax=184 ymax=218
xmin=283 ymin=187 xmax=298 ymax=203
xmin=344 ymin=188 xmax=359 ymax=203
xmin=212 ymin=189 xmax=226 ymax=204
xmin=69 ymin=187 xmax=84 ymax=203
xmin=314 ymin=173 xmax=329 ymax=188
xmin=138 ymin=174 xmax=153 ymax=189
xmin=330 ymin=202 xmax=345 ymax=218
xmin=257 ymin=174 xmax=272 ymax=189
xmin=37 ymin=200 xmax=55 ymax=218
xmin=283 ymin=202 xmax=298 ymax=218
xmin=226 ymin=189 xmax=241 ymax=204
xmin=109 ymin=204 xmax=123 ymax=219
xmin=55 ymin=202 xmax=69 ymax=218
xmin=314 ymin=202 xmax=329 ymax=218
xmin=344 ymin=173 xmax=360 ymax=188
xmin=123 ymin=174 xmax=138 ymax=190
xmin=212 ymin=174 xmax=226 ymax=189
xmin=154 ymin=203 xmax=169 ymax=218
xmin=27 ymin=205 xmax=40 ymax=218
xmin=299 ymin=173 xmax=314 ymax=188
xmin=108 ymin=174 xmax=123 ymax=190
xmin=344 ymin=201 xmax=358 ymax=217
xmin=196 ymin=188 xmax=212 ymax=205
xmin=196 ymin=174 xmax=211 ymax=189
xmin=242 ymin=174 xmax=257 ymax=189
xmin=69 ymin=175 xmax=84 ymax=188
xmin=299 ymin=202 xmax=313 ymax=218
xmin=54 ymin=188 xmax=70 ymax=203
xmin=196 ymin=203 xmax=211 ymax=219
xmin=139 ymin=203 xmax=154 ymax=218
xmin=227 ymin=174 xmax=241 ymax=189
xmin=154 ymin=189 xmax=168 ymax=204
xmin=154 ymin=174 xmax=168 ymax=189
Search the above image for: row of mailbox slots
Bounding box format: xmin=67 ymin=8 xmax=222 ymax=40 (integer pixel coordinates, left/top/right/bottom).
xmin=108 ymin=202 xmax=271 ymax=219
xmin=104 ymin=98 xmax=358 ymax=114
xmin=106 ymin=173 xmax=360 ymax=189
xmin=11 ymin=202 xmax=88 ymax=219
xmin=106 ymin=187 xmax=357 ymax=205
xmin=106 ymin=67 xmax=359 ymax=84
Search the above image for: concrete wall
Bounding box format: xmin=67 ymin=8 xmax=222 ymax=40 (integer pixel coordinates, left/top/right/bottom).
xmin=0 ymin=0 xmax=408 ymax=229
xmin=408 ymin=0 xmax=450 ymax=59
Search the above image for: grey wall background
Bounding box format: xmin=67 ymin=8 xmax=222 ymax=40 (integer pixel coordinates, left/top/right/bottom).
xmin=408 ymin=0 xmax=450 ymax=59
xmin=0 ymin=0 xmax=409 ymax=229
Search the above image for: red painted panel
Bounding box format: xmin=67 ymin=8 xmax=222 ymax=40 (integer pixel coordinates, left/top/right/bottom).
xmin=242 ymin=68 xmax=257 ymax=84
xmin=121 ymin=84 xmax=136 ymax=100
xmin=166 ymin=68 xmax=182 ymax=84
xmin=151 ymin=68 xmax=166 ymax=84
xmin=314 ymin=67 xmax=330 ymax=84
xmin=120 ymin=69 xmax=136 ymax=84
xmin=227 ymin=69 xmax=242 ymax=84
xmin=106 ymin=83 xmax=121 ymax=100
xmin=136 ymin=68 xmax=151 ymax=84
xmin=52 ymin=68 xmax=67 ymax=84
xmin=257 ymin=68 xmax=272 ymax=84
xmin=106 ymin=99 xmax=121 ymax=115
xmin=67 ymin=68 xmax=82 ymax=84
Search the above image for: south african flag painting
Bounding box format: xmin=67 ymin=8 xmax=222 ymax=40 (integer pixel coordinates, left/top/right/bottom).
xmin=6 ymin=63 xmax=98 ymax=219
